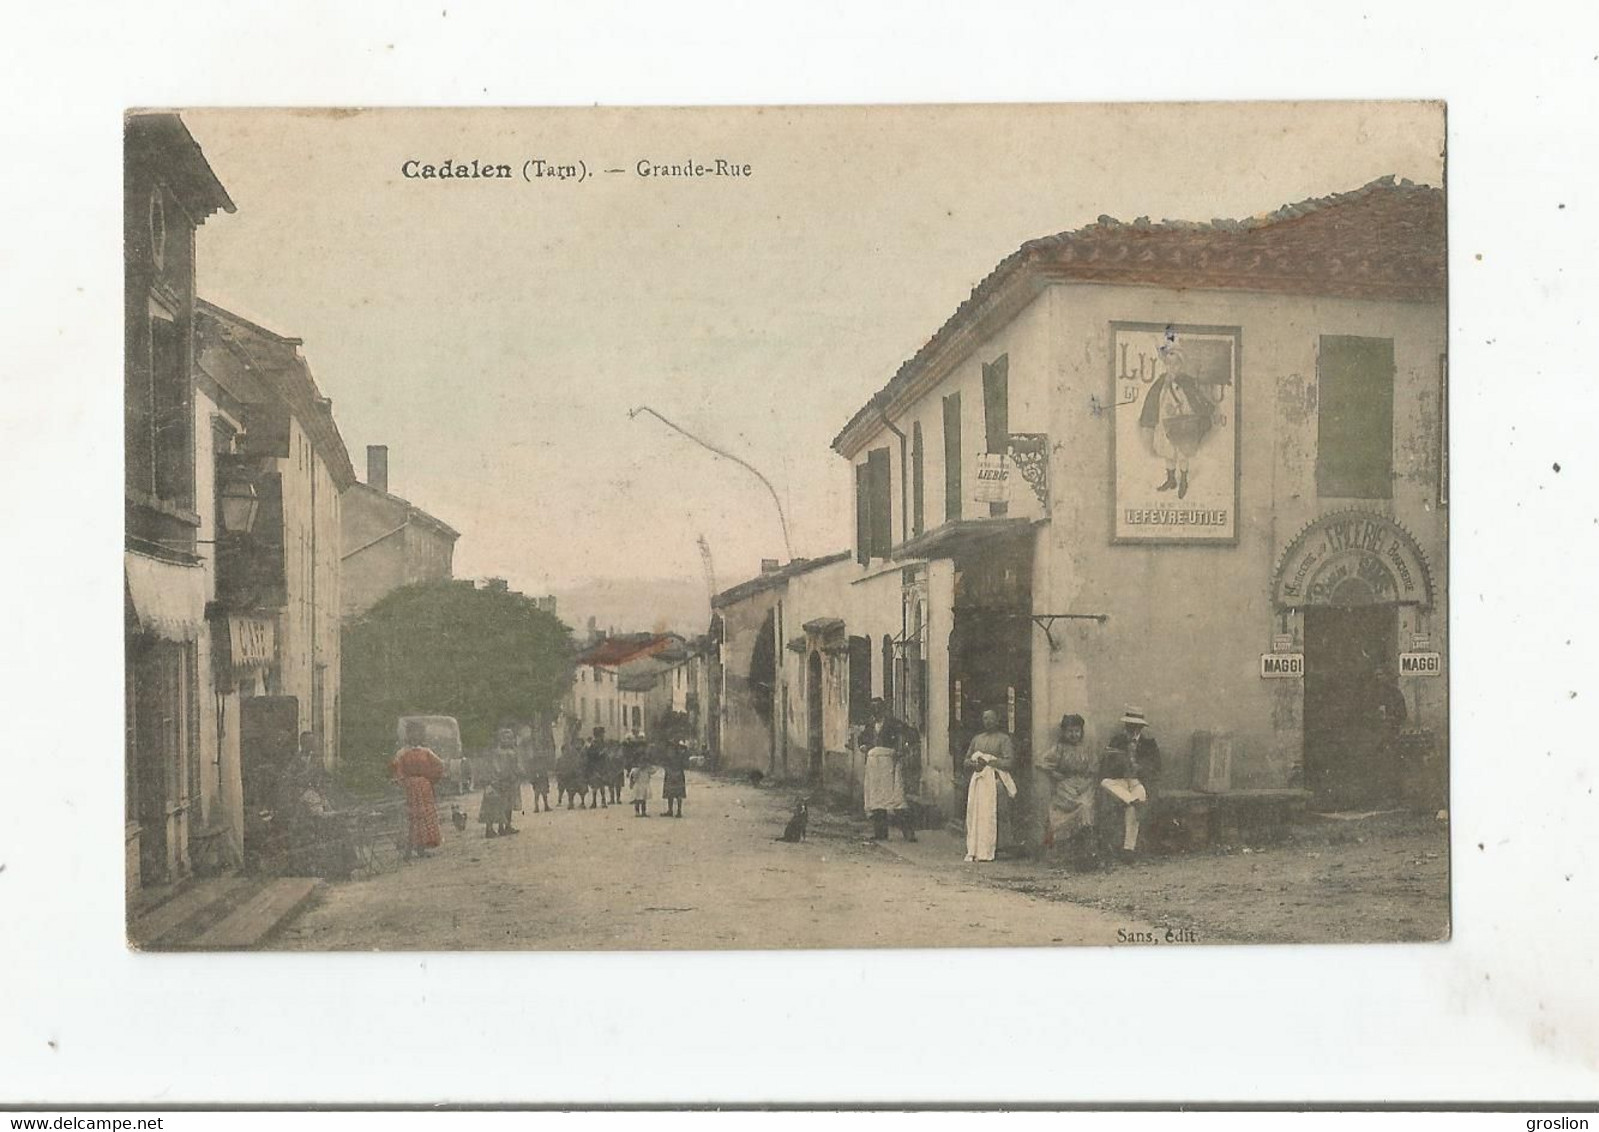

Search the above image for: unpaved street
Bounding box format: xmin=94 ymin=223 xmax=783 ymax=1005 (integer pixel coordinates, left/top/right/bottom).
xmin=272 ymin=772 xmax=1151 ymax=950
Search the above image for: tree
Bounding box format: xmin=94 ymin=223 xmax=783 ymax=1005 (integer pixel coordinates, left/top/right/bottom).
xmin=340 ymin=580 xmax=574 ymax=790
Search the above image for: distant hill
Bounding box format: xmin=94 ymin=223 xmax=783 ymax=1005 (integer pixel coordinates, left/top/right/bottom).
xmin=548 ymin=576 xmax=711 ymax=639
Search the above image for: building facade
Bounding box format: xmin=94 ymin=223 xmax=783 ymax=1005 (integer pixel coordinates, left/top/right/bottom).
xmin=192 ymin=302 xmax=358 ymax=876
xmin=124 ymin=114 xmax=235 ymax=893
xmin=340 ymin=445 xmax=459 ymax=620
xmin=716 ymin=179 xmax=1447 ymax=842
xmin=830 ymin=178 xmax=1448 ymax=833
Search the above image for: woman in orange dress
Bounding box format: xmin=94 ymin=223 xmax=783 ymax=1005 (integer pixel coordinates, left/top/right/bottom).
xmin=390 ymin=720 xmax=447 ymax=859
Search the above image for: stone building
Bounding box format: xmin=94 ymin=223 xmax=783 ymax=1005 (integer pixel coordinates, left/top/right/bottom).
xmin=717 ymin=178 xmax=1447 ymax=839
xmin=123 ymin=113 xmax=235 ymax=892
xmin=340 ymin=445 xmax=459 ymax=620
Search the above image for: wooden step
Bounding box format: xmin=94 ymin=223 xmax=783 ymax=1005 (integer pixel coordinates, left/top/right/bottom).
xmin=188 ymin=878 xmax=322 ymax=950
xmin=128 ymin=878 xmax=252 ymax=950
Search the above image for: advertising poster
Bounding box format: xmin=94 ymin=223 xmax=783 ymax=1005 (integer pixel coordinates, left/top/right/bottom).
xmin=1112 ymin=323 xmax=1240 ymax=543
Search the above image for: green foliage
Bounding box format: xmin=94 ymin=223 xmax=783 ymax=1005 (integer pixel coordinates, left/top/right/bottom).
xmin=340 ymin=581 xmax=575 ymax=784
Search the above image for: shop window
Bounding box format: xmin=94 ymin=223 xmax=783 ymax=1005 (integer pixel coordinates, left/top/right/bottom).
xmin=943 ymin=392 xmax=962 ymax=522
xmin=1317 ymin=335 xmax=1395 ymax=499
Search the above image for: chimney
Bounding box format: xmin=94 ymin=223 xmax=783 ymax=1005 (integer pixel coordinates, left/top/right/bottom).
xmin=366 ymin=445 xmax=389 ymax=494
xmin=485 ymin=577 xmax=509 ymax=594
xmin=760 ymin=558 xmax=781 ymax=574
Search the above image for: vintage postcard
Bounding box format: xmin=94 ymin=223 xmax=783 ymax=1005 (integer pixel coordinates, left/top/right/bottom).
xmin=123 ymin=103 xmax=1448 ymax=951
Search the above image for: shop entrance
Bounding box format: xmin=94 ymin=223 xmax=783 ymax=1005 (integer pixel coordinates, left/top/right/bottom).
xmin=1303 ymin=604 xmax=1399 ymax=809
xmin=947 ymin=537 xmax=1033 ymax=822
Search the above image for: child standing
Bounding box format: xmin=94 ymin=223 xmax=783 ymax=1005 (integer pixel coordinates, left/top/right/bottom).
xmin=660 ymin=741 xmax=687 ymax=818
xmin=629 ymin=760 xmax=653 ymax=817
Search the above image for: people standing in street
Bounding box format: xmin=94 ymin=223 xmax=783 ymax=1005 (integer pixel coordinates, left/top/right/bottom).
xmin=862 ymin=698 xmax=917 ymax=842
xmin=583 ymin=728 xmax=610 ymax=809
xmin=478 ymin=728 xmax=521 ymax=837
xmin=1100 ymin=707 xmax=1160 ymax=860
xmin=1037 ymin=713 xmax=1097 ymax=866
xmin=390 ymin=721 xmax=447 ymax=861
xmin=556 ymin=741 xmax=586 ymax=810
xmin=526 ymin=744 xmax=553 ymax=814
xmin=629 ymin=757 xmax=653 ymax=817
xmin=605 ymin=739 xmax=626 ymax=805
xmin=660 ymin=740 xmax=687 ymax=818
xmin=963 ymin=709 xmax=1018 ymax=862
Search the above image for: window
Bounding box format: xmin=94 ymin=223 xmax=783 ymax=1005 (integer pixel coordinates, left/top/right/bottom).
xmin=131 ymin=307 xmax=193 ymax=507
xmin=1317 ymin=336 xmax=1395 ymax=499
xmin=867 ymin=447 xmax=891 ymax=559
xmin=911 ymin=422 xmax=925 ymax=537
xmin=983 ymin=355 xmax=1009 ymax=516
xmin=943 ymin=392 xmax=962 ymax=522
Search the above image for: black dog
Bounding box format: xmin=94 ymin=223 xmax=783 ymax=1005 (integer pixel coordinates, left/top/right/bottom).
xmin=776 ymin=798 xmax=809 ymax=843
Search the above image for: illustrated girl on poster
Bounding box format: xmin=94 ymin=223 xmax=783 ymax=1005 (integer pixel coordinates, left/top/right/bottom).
xmin=1138 ymin=340 xmax=1223 ymax=500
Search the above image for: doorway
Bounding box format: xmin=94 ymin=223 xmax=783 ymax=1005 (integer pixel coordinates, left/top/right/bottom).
xmin=806 ymin=651 xmax=824 ymax=782
xmin=947 ymin=537 xmax=1033 ymax=821
xmin=1303 ymin=604 xmax=1398 ymax=809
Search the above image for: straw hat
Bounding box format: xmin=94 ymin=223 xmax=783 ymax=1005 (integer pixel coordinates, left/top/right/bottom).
xmin=1120 ymin=707 xmax=1148 ymax=727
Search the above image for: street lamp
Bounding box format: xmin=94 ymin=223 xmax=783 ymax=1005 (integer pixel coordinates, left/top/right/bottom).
xmin=627 ymin=404 xmax=794 ymax=560
xmin=216 ymin=464 xmax=261 ymax=535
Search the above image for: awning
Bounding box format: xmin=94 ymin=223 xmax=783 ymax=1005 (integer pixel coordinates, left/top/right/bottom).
xmin=893 ymin=517 xmax=1036 ymax=561
xmin=125 ymin=551 xmax=207 ymax=641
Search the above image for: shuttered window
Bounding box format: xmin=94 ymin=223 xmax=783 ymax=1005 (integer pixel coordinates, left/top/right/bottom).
xmin=1317 ymin=336 xmax=1395 ymax=499
xmin=867 ymin=447 xmax=892 ymax=559
xmin=911 ymin=422 xmax=925 ymax=537
xmin=855 ymin=461 xmax=870 ymax=565
xmin=983 ymin=355 xmax=1009 ymax=516
xmin=943 ymin=393 xmax=962 ymax=523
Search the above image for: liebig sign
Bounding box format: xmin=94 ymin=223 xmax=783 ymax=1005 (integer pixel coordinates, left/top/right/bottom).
xmin=1260 ymin=653 xmax=1304 ymax=678
xmin=1399 ymin=651 xmax=1443 ymax=676
xmin=1274 ymin=510 xmax=1433 ymax=609
xmin=974 ymin=453 xmax=1009 ymax=504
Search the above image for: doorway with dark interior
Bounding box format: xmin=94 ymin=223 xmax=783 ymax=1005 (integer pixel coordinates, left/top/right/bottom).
xmin=1303 ymin=604 xmax=1399 ymax=810
xmin=947 ymin=537 xmax=1033 ymax=823
xmin=806 ymin=650 xmax=824 ymax=782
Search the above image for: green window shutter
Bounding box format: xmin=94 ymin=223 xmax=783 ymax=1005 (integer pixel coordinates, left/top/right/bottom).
xmin=1317 ymin=336 xmax=1395 ymax=499
xmin=868 ymin=447 xmax=892 ymax=559
xmin=943 ymin=392 xmax=962 ymax=523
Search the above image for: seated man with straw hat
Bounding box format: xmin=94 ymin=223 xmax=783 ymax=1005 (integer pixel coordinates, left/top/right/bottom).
xmin=1099 ymin=706 xmax=1162 ymax=861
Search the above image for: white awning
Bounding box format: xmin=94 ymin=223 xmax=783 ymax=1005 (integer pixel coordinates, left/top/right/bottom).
xmin=125 ymin=551 xmax=207 ymax=641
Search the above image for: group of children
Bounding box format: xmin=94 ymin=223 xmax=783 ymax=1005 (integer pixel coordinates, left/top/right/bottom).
xmin=550 ymin=728 xmax=689 ymax=818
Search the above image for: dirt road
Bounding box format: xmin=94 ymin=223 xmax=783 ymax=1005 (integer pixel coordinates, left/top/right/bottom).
xmin=272 ymin=771 xmax=1153 ymax=950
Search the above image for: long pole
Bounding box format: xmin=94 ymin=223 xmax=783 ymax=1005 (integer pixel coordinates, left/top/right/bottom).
xmin=627 ymin=405 xmax=794 ymax=559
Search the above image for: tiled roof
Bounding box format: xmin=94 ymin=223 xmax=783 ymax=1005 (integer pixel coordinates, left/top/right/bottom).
xmin=196 ymin=301 xmax=358 ymax=489
xmin=711 ymin=552 xmax=853 ymax=610
xmin=577 ymin=634 xmax=673 ymax=668
xmin=832 ymin=177 xmax=1444 ymax=456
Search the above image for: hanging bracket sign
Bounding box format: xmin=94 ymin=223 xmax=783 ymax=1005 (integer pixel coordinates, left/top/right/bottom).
xmin=973 ymin=453 xmax=1010 ymax=504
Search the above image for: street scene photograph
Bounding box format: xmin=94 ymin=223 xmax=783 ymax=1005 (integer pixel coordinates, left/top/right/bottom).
xmin=122 ymin=102 xmax=1450 ymax=951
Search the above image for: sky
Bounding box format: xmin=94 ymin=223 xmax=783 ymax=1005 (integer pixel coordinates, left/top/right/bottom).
xmin=185 ymin=103 xmax=1444 ymax=629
